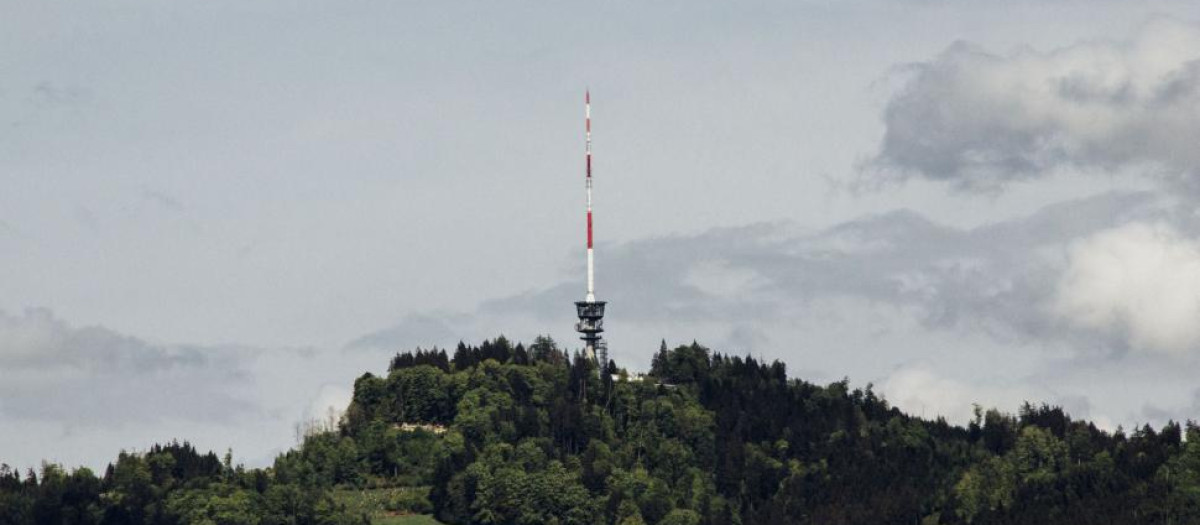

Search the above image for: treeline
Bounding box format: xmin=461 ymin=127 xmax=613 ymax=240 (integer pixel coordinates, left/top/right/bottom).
xmin=385 ymin=336 xmax=577 ymax=373
xmin=329 ymin=337 xmax=1200 ymax=525
xmin=0 ymin=442 xmax=364 ymax=525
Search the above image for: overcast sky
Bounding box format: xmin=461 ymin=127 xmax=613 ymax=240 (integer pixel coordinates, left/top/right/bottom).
xmin=5 ymin=0 xmax=1200 ymax=470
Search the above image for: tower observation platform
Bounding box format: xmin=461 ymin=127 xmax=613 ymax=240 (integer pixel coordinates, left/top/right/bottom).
xmin=576 ymin=300 xmax=607 ymax=372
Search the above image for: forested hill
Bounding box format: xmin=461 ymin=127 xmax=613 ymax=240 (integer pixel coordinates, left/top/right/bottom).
xmin=329 ymin=337 xmax=1200 ymax=525
xmin=5 ymin=337 xmax=1200 ymax=525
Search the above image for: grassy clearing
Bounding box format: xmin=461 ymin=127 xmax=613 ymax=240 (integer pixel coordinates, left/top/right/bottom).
xmin=332 ymin=487 xmax=442 ymax=525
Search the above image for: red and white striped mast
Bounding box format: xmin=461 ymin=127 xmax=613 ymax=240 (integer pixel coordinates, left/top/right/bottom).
xmin=575 ymin=90 xmax=607 ymax=372
xmin=585 ymin=90 xmax=595 ymax=303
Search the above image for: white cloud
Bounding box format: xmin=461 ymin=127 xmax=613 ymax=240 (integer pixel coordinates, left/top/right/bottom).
xmin=877 ymin=362 xmax=1106 ymax=428
xmin=0 ymin=308 xmax=400 ymax=470
xmin=306 ymin=384 xmax=352 ymax=425
xmin=1052 ymin=222 xmax=1200 ymax=355
xmin=880 ymin=364 xmax=1012 ymax=424
xmin=0 ymin=308 xmax=255 ymax=424
xmin=873 ymin=18 xmax=1200 ymax=190
xmin=683 ymin=260 xmax=766 ymax=300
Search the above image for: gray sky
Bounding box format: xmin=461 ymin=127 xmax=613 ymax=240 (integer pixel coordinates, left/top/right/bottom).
xmin=5 ymin=0 xmax=1200 ymax=470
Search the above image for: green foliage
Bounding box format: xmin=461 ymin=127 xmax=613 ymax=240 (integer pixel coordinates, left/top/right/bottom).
xmin=332 ymin=487 xmax=437 ymax=524
xmin=386 ymin=489 xmax=433 ymax=515
xmin=166 ymin=485 xmax=261 ymax=525
xmin=658 ymin=508 xmax=701 ymax=525
xmin=458 ymin=443 xmax=597 ymax=525
xmin=274 ymin=432 xmax=363 ymax=488
xmin=1158 ymin=427 xmax=1200 ymax=519
xmin=373 ymin=515 xmax=442 ymax=525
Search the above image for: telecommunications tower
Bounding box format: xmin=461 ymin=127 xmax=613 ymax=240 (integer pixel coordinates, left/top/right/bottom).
xmin=575 ymin=91 xmax=608 ymax=374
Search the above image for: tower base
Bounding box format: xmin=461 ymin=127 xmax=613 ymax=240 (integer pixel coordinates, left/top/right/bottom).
xmin=575 ymin=301 xmax=607 ymax=375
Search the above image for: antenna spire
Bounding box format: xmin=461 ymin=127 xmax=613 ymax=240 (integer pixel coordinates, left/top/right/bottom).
xmin=576 ymin=90 xmax=607 ymax=373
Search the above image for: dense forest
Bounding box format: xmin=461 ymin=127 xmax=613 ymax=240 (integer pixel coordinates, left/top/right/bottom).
xmin=5 ymin=336 xmax=1200 ymax=524
xmin=0 ymin=442 xmax=365 ymax=524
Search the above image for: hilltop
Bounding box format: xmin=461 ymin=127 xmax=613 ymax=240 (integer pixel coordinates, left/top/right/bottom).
xmin=301 ymin=336 xmax=1200 ymax=524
